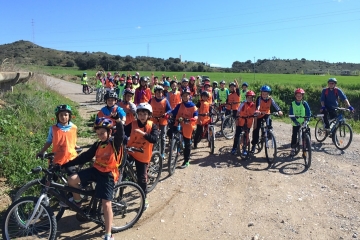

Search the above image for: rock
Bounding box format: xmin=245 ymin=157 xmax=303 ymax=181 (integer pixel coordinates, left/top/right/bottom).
xmin=161 ymin=219 xmax=165 ymax=223
xmin=353 ymin=233 xmax=357 ymax=238
xmin=248 ymin=222 xmax=254 ymax=227
xmin=281 ymin=220 xmax=285 ymax=223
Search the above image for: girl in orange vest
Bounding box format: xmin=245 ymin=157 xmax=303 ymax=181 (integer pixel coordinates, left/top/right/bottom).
xmin=124 ymin=103 xmax=159 ymax=210
xmin=231 ymin=91 xmax=257 ymax=155
xmin=37 ymin=104 xmax=79 ymax=175
xmin=169 ymin=89 xmax=198 ymax=168
xmin=202 ymin=81 xmax=213 ymax=104
xmin=226 ymin=79 xmax=241 ymax=118
xmin=62 ymin=118 xmax=124 ymax=240
xmin=193 ymin=91 xmax=211 ymax=149
xmin=168 ymin=80 xmax=181 ymax=109
xmin=118 ymin=88 xmax=137 ymax=126
xmin=134 ymin=77 xmax=152 ymax=105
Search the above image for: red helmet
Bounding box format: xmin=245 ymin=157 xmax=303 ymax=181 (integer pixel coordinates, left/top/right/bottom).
xmin=246 ymin=90 xmax=256 ymax=96
xmin=126 ymin=79 xmax=133 ymax=84
xmin=294 ymin=88 xmax=305 ymax=95
xmin=189 ymin=76 xmax=195 ymax=81
xmin=107 ymin=72 xmax=111 ymax=76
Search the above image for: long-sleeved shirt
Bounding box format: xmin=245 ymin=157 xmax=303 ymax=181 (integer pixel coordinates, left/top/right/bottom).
xmin=289 ymin=100 xmax=311 ymax=124
xmin=320 ymin=87 xmax=347 ymax=109
xmin=124 ymin=119 xmax=159 ymax=143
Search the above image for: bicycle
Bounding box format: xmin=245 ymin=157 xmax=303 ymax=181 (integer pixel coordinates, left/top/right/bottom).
xmin=122 ymin=146 xmax=163 ymax=193
xmin=210 ymin=102 xmax=226 ymax=124
xmin=194 ymin=114 xmax=216 ymax=154
xmin=288 ymin=114 xmax=314 ymax=168
xmin=83 ymin=85 xmax=94 ymax=95
xmin=151 ymin=115 xmax=168 ymax=153
xmin=254 ymin=112 xmax=278 ymax=164
xmin=96 ymin=86 xmax=106 ymax=103
xmin=168 ymin=117 xmax=196 ymax=176
xmin=2 ymin=160 xmax=145 ymax=239
xmin=314 ymin=107 xmax=353 ymax=150
xmin=221 ymin=102 xmax=240 ymax=140
xmin=237 ymin=115 xmax=256 ymax=159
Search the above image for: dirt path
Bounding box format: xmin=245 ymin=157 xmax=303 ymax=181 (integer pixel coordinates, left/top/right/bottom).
xmin=26 ymin=76 xmax=360 ymax=239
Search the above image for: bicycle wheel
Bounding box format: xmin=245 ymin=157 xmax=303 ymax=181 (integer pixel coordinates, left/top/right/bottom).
xmin=265 ymin=131 xmax=277 ymax=164
xmin=314 ymin=118 xmax=328 ymax=142
xmin=147 ymin=151 xmax=163 ymax=192
xmin=89 ymin=86 xmax=94 ymax=94
xmin=221 ymin=115 xmax=235 ymax=140
xmin=98 ymin=181 xmax=145 ymax=233
xmin=168 ymin=137 xmax=180 ymax=176
xmin=96 ymin=89 xmax=101 ymax=102
xmin=14 ymin=179 xmax=66 ymax=222
xmin=211 ymin=108 xmax=219 ymax=124
xmin=237 ymin=133 xmax=246 ymax=159
xmin=303 ymin=133 xmax=312 ymax=168
xmin=2 ymin=196 xmax=57 ymax=240
xmin=152 ymin=138 xmax=160 ymax=152
xmin=293 ymin=131 xmax=301 ymax=156
xmin=332 ymin=122 xmax=353 ymax=150
xmin=209 ymin=126 xmax=215 ymax=154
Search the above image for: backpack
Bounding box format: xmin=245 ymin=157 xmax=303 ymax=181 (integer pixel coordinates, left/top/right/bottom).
xmin=324 ymin=87 xmax=338 ymax=98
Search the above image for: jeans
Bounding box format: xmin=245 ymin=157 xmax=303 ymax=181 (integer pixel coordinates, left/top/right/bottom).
xmin=291 ymin=125 xmax=301 ymax=148
xmin=323 ymin=108 xmax=337 ymax=129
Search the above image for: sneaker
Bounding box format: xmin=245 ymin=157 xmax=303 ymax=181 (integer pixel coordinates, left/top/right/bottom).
xmin=180 ymin=162 xmax=189 ymax=169
xmin=144 ymin=199 xmax=149 ymax=211
xmin=231 ymin=148 xmax=237 ymax=155
xmin=290 ymin=148 xmax=296 ymax=156
xmin=59 ymin=197 xmax=82 ymax=208
xmin=193 ymin=144 xmax=197 ymax=149
xmin=104 ymin=234 xmax=114 ymax=240
xmin=242 ymin=150 xmax=248 ymax=156
xmin=251 ymin=145 xmax=256 ymax=153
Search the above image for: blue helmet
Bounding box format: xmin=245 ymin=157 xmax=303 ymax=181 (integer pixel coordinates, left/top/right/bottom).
xmin=163 ymin=81 xmax=170 ymax=87
xmin=260 ymin=85 xmax=271 ymax=92
xmin=242 ymin=82 xmax=248 ymax=87
xmin=328 ymin=78 xmax=337 ymax=84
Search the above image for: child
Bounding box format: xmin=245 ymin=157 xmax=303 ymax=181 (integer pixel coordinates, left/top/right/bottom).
xmin=63 ymin=118 xmax=124 ymax=240
xmin=163 ymin=81 xmax=170 ymax=99
xmin=231 ymin=91 xmax=256 ymax=155
xmin=118 ymin=88 xmax=137 ymax=126
xmin=168 ymin=80 xmax=181 ymax=109
xmin=202 ymin=80 xmax=213 ymax=104
xmin=193 ymin=91 xmax=211 ymax=149
xmin=218 ymin=80 xmax=229 ymax=105
xmin=189 ymin=76 xmax=197 ymax=98
xmin=81 ymin=72 xmax=88 ymax=93
xmin=104 ymin=72 xmax=114 ymax=94
xmin=240 ymin=82 xmax=249 ymax=103
xmin=117 ymin=77 xmax=126 ymax=101
xmin=226 ymin=79 xmax=240 ymax=118
xmin=124 ymin=103 xmax=159 ymax=210
xmin=169 ymin=89 xmax=198 ymax=168
xmin=134 ymin=77 xmax=152 ymax=105
xmin=289 ymin=88 xmax=311 ymax=156
xmin=180 ymin=78 xmax=189 ymax=94
xmin=97 ymin=91 xmax=126 ymax=125
xmin=251 ymin=85 xmax=283 ymax=152
xmin=212 ymin=81 xmax=219 ymax=103
xmin=37 ymin=104 xmax=79 ymax=173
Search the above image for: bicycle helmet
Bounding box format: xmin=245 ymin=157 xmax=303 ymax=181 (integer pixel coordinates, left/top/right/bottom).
xmin=94 ymin=117 xmax=113 ymax=130
xmin=182 ymin=78 xmax=189 ymax=83
xmin=123 ymin=88 xmax=135 ymax=95
xmin=114 ymin=72 xmax=119 ymax=75
xmin=104 ymin=91 xmax=118 ymax=101
xmin=201 ymin=91 xmax=210 ymax=98
xmin=135 ymin=72 xmax=140 ymax=76
xmin=83 ymin=72 xmax=87 ymax=75
xmin=260 ymin=85 xmax=271 ymax=92
xmin=137 ymin=103 xmax=153 ymax=114
xmin=203 ymin=81 xmax=211 ymax=87
xmin=55 ymin=104 xmax=72 ymax=115
xmin=181 ymin=88 xmax=191 ymax=95
xmin=154 ymin=85 xmax=164 ymax=92
xmin=121 ymin=73 xmax=126 ymax=78
xmin=204 ymin=77 xmax=210 ymax=82
xmin=213 ymin=81 xmax=218 ymax=86
xmin=328 ymin=78 xmax=337 ymax=84
xmin=229 ymin=82 xmax=236 ymax=87
xmin=242 ymin=82 xmax=249 ymax=87
xmin=246 ymin=90 xmax=256 ymax=96
xmin=189 ymin=76 xmax=196 ymax=81
xmin=163 ymin=81 xmax=170 ymax=87
xmin=126 ymin=79 xmax=133 ymax=84
xmin=294 ymin=88 xmax=305 ymax=95
xmin=220 ymin=80 xmax=226 ymax=84
xmin=107 ymin=72 xmax=111 ymax=76
xmin=140 ymin=76 xmax=148 ymax=82
xmin=170 ymin=80 xmax=177 ymax=85
xmin=132 ymin=75 xmax=138 ymax=80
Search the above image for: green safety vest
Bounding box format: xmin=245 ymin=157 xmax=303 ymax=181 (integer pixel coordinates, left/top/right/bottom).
xmin=292 ymin=101 xmax=305 ymax=125
xmin=118 ymin=84 xmax=125 ymax=97
xmin=218 ymin=88 xmax=229 ymax=103
xmin=81 ymin=76 xmax=88 ymax=85
xmin=96 ymin=79 xmax=103 ymax=88
xmin=240 ymin=90 xmax=248 ymax=103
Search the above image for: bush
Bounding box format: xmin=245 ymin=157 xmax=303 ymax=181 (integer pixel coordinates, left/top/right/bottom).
xmin=65 ymin=60 xmax=75 ymax=67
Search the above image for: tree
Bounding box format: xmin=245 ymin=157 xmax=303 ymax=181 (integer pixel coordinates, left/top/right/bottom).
xmin=65 ymin=60 xmax=75 ymax=67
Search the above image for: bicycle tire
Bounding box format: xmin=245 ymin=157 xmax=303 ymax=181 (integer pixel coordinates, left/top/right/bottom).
xmin=265 ymin=131 xmax=277 ymax=164
xmin=256 ymin=136 xmax=264 ymax=154
xmin=89 ymin=86 xmax=94 ymax=94
xmin=14 ymin=179 xmax=66 ymax=222
xmin=237 ymin=133 xmax=247 ymax=159
xmin=209 ymin=126 xmax=215 ymax=154
xmin=314 ymin=118 xmax=328 ymax=142
xmin=294 ymin=130 xmax=301 ymax=156
xmin=147 ymin=151 xmax=163 ymax=192
xmin=2 ymin=196 xmax=57 ymax=240
xmin=96 ymin=90 xmax=101 ymax=102
xmin=332 ymin=122 xmax=353 ymax=150
xmin=211 ymin=108 xmax=219 ymax=124
xmin=221 ymin=115 xmax=236 ymax=140
xmin=303 ymin=133 xmax=312 ymax=168
xmin=168 ymin=137 xmax=180 ymax=176
xmin=97 ymin=181 xmax=145 ymax=233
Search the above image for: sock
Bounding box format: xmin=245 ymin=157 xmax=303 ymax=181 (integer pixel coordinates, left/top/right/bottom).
xmin=74 ymin=199 xmax=81 ymax=203
xmin=105 ymin=233 xmax=111 ymax=237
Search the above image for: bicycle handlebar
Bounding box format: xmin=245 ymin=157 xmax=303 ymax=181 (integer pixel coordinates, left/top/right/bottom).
xmin=125 ymin=147 xmax=144 ymax=153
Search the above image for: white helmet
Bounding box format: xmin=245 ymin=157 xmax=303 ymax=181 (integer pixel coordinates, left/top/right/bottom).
xmin=136 ymin=103 xmax=153 ymax=114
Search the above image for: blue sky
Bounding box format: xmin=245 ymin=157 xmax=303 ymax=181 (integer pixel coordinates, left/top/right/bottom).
xmin=1 ymin=0 xmax=359 ymax=68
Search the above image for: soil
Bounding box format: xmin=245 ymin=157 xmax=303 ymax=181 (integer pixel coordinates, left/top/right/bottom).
xmin=2 ymin=76 xmax=360 ymax=240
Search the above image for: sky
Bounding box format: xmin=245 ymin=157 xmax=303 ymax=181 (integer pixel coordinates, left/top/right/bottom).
xmin=0 ymin=0 xmax=359 ymax=68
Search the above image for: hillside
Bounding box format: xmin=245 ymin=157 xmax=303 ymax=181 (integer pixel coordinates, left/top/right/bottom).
xmin=1 ymin=40 xmax=359 ymax=75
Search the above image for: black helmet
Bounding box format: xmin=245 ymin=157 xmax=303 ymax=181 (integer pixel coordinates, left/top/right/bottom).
xmin=140 ymin=76 xmax=148 ymax=82
xmin=229 ymin=82 xmax=236 ymax=87
xmin=104 ymin=91 xmax=118 ymax=101
xmin=201 ymin=91 xmax=210 ymax=98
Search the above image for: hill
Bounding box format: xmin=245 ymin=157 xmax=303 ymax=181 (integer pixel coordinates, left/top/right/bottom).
xmin=1 ymin=40 xmax=359 ymax=75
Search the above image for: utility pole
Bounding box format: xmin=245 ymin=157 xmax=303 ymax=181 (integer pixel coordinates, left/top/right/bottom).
xmin=253 ymin=57 xmax=255 ymax=80
xmin=31 ymin=19 xmax=35 ymax=43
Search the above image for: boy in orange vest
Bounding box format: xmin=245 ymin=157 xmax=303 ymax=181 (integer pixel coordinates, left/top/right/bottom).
xmin=226 ymin=80 xmax=240 ymax=118
xmin=97 ymin=91 xmax=126 ymax=126
xmin=37 ymin=104 xmax=79 ymax=175
xmin=118 ymin=88 xmax=136 ymax=126
xmin=149 ymin=86 xmax=172 ymax=158
xmin=124 ymin=103 xmax=159 ymax=210
xmin=193 ymin=91 xmax=211 ymax=149
xmin=62 ymin=118 xmax=124 ymax=240
xmin=231 ymin=91 xmax=257 ymax=155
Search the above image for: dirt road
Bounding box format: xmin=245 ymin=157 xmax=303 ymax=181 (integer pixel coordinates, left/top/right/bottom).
xmin=24 ymin=76 xmax=360 ymax=239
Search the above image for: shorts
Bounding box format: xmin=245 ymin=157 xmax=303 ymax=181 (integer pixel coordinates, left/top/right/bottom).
xmin=77 ymin=167 xmax=115 ymax=201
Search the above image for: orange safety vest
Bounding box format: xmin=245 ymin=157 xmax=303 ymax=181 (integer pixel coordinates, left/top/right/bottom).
xmin=227 ymin=92 xmax=240 ymax=110
xmin=127 ymin=120 xmax=153 ymax=163
xmin=118 ymin=101 xmax=135 ymax=126
xmin=258 ymin=97 xmax=272 ymax=118
xmin=136 ymin=88 xmax=152 ymax=104
xmin=175 ymin=103 xmax=197 ymax=139
xmin=93 ymin=141 xmax=123 ymax=182
xmin=105 ymin=78 xmax=114 ymax=88
xmin=207 ymin=91 xmax=213 ymax=104
xmin=238 ymin=102 xmax=256 ymax=128
xmin=52 ymin=125 xmax=78 ymax=165
xmin=150 ymin=97 xmax=167 ymax=126
xmin=97 ymin=106 xmax=118 ymax=125
xmin=197 ymin=100 xmax=210 ymax=125
xmin=168 ymin=91 xmax=181 ymax=109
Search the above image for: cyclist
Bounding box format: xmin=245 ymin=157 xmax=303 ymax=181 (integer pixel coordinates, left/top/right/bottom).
xmin=134 ymin=76 xmax=152 ymax=105
xmin=124 ymin=103 xmax=159 ymax=210
xmin=117 ymin=77 xmax=126 ymax=101
xmin=37 ymin=104 xmax=79 ymax=174
xmin=168 ymin=80 xmax=182 ymax=109
xmin=63 ymin=118 xmax=124 ymax=240
xmin=189 ymin=76 xmax=197 ymax=97
xmin=193 ymin=91 xmax=211 ymax=149
xmin=320 ymin=78 xmax=355 ymax=131
xmin=169 ymin=89 xmax=198 ymax=169
xmin=289 ymin=88 xmax=311 ymax=156
xmin=97 ymin=91 xmax=126 ymax=125
xmin=118 ymin=88 xmax=136 ymax=126
xmin=132 ymin=75 xmax=140 ymax=90
xmin=81 ymin=72 xmax=88 ymax=93
xmin=225 ymin=79 xmax=240 ymax=118
xmin=104 ymin=72 xmax=114 ymax=94
xmin=96 ymin=73 xmax=104 ymax=98
xmin=231 ymin=91 xmax=257 ymax=155
xmin=218 ymin=80 xmax=229 ymax=113
xmin=250 ymin=85 xmax=283 ymax=153
xmin=201 ymin=80 xmax=213 ymax=104
xmin=180 ymin=78 xmax=190 ymax=94
xmin=212 ymin=81 xmax=219 ymax=103
xmin=240 ymin=82 xmax=249 ymax=103
xmin=149 ymin=86 xmax=172 ymax=158
xmin=163 ymin=80 xmax=170 ymax=98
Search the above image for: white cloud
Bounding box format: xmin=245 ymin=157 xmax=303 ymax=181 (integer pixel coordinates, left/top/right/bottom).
xmin=136 ymin=26 xmax=141 ymax=29
xmin=210 ymin=63 xmax=221 ymax=67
